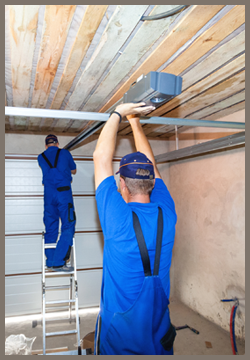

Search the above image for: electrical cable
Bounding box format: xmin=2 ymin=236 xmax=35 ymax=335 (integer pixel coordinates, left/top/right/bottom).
xmin=230 ymin=304 xmax=238 ymax=355
xmin=141 ymin=5 xmax=190 ymax=21
xmin=221 ymin=298 xmax=239 ymax=355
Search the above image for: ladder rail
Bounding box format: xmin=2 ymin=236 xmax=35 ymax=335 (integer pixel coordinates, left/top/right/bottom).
xmin=41 ymin=234 xmax=81 ymax=355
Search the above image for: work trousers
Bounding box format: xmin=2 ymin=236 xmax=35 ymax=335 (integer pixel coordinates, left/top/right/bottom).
xmin=43 ymin=185 xmax=76 ymax=267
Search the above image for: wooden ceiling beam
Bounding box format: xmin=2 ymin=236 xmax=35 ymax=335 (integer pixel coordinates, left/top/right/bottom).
xmin=30 ymin=5 xmax=76 ymax=109
xmin=203 ymin=101 xmax=245 ymax=121
xmin=50 ymin=5 xmax=108 ymax=111
xmin=64 ymin=5 xmax=149 ymax=111
xmin=82 ymin=5 xmax=183 ymax=112
xmin=8 ymin=5 xmax=40 ymax=130
xmin=164 ymin=70 xmax=245 ymax=119
xmin=99 ymin=5 xmax=225 ymax=113
xmin=162 ymin=5 xmax=245 ymax=76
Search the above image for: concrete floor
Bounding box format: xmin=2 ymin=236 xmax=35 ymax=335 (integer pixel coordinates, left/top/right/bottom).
xmin=5 ymin=299 xmax=245 ymax=355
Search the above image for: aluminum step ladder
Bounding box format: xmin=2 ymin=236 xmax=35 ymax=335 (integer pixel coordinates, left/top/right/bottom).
xmin=41 ymin=233 xmax=84 ymax=355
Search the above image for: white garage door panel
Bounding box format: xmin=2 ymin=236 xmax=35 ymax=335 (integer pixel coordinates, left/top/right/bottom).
xmin=5 ymin=236 xmax=42 ymax=274
xmin=5 ymin=160 xmax=43 ymax=195
xmin=75 ymin=233 xmax=103 ymax=269
xmin=74 ymin=197 xmax=101 ymax=231
xmin=5 ymin=198 xmax=44 ymax=234
xmin=5 ymin=270 xmax=102 ymax=316
xmin=5 ymin=159 xmax=98 ymax=195
xmin=5 ymin=233 xmax=103 ymax=275
xmin=77 ymin=270 xmax=102 ymax=308
xmin=5 ymin=156 xmax=106 ymax=316
xmin=71 ymin=161 xmax=95 ymax=194
xmin=5 ymin=197 xmax=101 ymax=234
xmin=5 ymin=275 xmax=41 ymax=316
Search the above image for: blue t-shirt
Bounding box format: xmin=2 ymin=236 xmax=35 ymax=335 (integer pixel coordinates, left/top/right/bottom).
xmin=37 ymin=146 xmax=76 ymax=186
xmin=96 ymin=176 xmax=177 ymax=315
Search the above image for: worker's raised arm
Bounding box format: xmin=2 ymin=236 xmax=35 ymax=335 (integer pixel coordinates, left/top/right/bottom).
xmin=93 ymin=103 xmax=155 ymax=189
xmin=124 ymin=113 xmax=161 ymax=179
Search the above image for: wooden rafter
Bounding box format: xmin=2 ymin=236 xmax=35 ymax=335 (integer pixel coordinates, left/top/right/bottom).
xmin=50 ymin=5 xmax=108 ymax=111
xmin=82 ymin=5 xmax=184 ymax=112
xmin=31 ymin=5 xmax=76 ymax=109
xmin=100 ymin=5 xmax=225 ymax=113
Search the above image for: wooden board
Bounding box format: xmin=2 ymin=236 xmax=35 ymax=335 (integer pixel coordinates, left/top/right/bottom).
xmin=188 ymin=90 xmax=245 ymax=120
xmin=203 ymin=101 xmax=245 ymax=121
xmin=31 ymin=5 xmax=76 ymax=109
xmin=147 ymin=91 xmax=245 ymax=138
xmin=82 ymin=5 xmax=184 ymax=112
xmin=153 ymin=52 xmax=245 ymax=118
xmin=9 ymin=5 xmax=40 ymax=108
xmin=152 ymin=33 xmax=245 ymax=117
xmin=8 ymin=5 xmax=40 ymax=129
xmin=64 ymin=5 xmax=149 ymax=112
xmin=164 ymin=70 xmax=245 ymax=119
xmin=162 ymin=5 xmax=245 ymax=76
xmin=50 ymin=5 xmax=108 ymax=111
xmin=100 ymin=5 xmax=225 ymax=113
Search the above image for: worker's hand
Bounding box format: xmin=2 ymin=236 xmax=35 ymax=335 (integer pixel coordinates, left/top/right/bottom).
xmin=115 ymin=102 xmax=155 ymax=118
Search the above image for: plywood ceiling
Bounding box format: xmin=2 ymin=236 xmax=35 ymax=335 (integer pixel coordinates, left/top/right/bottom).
xmin=5 ymin=5 xmax=245 ymax=139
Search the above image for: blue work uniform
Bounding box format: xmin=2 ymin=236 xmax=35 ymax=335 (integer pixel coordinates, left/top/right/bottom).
xmin=37 ymin=146 xmax=76 ymax=267
xmin=94 ymin=176 xmax=177 ymax=355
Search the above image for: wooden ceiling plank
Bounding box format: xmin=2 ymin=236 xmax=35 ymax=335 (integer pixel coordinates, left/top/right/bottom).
xmin=9 ymin=5 xmax=40 ymax=109
xmin=141 ymin=54 xmax=245 ymax=135
xmin=50 ymin=5 xmax=108 ymax=110
xmin=203 ymin=101 xmax=245 ymax=121
xmin=187 ymin=90 xmax=245 ymax=120
xmin=165 ymin=70 xmax=245 ymax=119
xmin=30 ymin=5 xmax=76 ymax=109
xmin=64 ymin=5 xmax=149 ymax=111
xmin=100 ymin=5 xmax=225 ymax=113
xmin=9 ymin=5 xmax=40 ymax=130
xmin=148 ymin=92 xmax=245 ymax=138
xmin=52 ymin=119 xmax=73 ymax=133
xmin=162 ymin=5 xmax=245 ymax=76
xmin=180 ymin=29 xmax=245 ymax=91
xmin=82 ymin=5 xmax=185 ymax=111
xmin=152 ymin=52 xmax=245 ymax=117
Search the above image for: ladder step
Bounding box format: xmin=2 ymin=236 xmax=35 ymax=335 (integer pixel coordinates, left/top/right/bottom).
xmin=45 ymin=299 xmax=75 ymax=305
xmin=45 ymin=285 xmax=70 ymax=290
xmin=46 ymin=329 xmax=77 ymax=337
xmin=45 ymin=270 xmax=74 ymax=276
xmin=45 ymin=306 xmax=71 ymax=312
xmin=44 ymin=243 xmax=57 ymax=249
xmin=45 ymin=317 xmax=76 ymax=323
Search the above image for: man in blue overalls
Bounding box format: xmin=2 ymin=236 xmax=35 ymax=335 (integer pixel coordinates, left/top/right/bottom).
xmin=93 ymin=103 xmax=177 ymax=354
xmin=38 ymin=134 xmax=77 ymax=271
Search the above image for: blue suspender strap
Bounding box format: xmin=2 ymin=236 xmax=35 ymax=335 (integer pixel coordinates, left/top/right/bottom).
xmin=132 ymin=212 xmax=152 ymax=277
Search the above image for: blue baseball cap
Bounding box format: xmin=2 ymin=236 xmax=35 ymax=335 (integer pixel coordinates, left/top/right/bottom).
xmin=45 ymin=134 xmax=58 ymax=145
xmin=116 ymin=152 xmax=155 ymax=179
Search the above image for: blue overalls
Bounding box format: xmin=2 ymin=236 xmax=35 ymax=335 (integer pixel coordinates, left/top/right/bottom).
xmin=40 ymin=148 xmax=76 ymax=267
xmin=94 ymin=207 xmax=176 ymax=355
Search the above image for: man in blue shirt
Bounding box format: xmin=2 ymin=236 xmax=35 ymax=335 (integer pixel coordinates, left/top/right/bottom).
xmin=38 ymin=134 xmax=77 ymax=271
xmin=93 ymin=103 xmax=177 ymax=354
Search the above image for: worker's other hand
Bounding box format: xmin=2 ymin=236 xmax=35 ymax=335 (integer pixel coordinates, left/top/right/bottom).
xmin=115 ymin=102 xmax=155 ymax=118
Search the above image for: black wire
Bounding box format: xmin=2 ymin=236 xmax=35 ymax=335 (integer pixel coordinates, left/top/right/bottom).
xmin=141 ymin=5 xmax=190 ymax=21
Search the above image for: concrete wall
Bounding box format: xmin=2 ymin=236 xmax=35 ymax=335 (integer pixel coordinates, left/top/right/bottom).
xmin=168 ymin=110 xmax=245 ymax=338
